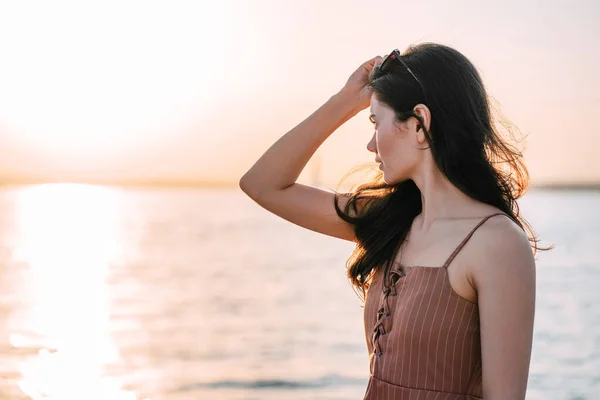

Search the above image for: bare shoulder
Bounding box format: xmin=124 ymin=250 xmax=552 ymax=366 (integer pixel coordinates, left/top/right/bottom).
xmin=469 ymin=214 xmax=536 ymax=398
xmin=467 ymin=214 xmax=536 ymax=287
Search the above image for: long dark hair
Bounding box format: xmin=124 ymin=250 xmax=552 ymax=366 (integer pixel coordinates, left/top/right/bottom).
xmin=334 ymin=43 xmax=546 ymax=299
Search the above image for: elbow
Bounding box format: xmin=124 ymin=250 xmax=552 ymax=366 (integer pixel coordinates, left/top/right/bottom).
xmin=240 ymin=172 xmax=290 ymax=201
xmin=238 ymin=174 xmax=248 ymax=192
xmin=238 ymin=174 xmax=252 ymax=195
xmin=239 ymin=174 xmax=261 ymax=200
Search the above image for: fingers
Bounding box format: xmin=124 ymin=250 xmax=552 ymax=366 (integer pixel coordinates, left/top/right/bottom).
xmin=364 ymin=56 xmax=384 ymax=69
xmin=361 ymin=56 xmax=384 ymax=77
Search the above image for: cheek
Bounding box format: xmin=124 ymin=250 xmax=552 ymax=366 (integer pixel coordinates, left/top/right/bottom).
xmin=377 ymin=128 xmax=401 ymax=159
xmin=380 ymin=134 xmax=418 ymax=172
xmin=394 ymin=145 xmax=423 ymax=178
xmin=376 ymin=127 xmax=396 ymax=155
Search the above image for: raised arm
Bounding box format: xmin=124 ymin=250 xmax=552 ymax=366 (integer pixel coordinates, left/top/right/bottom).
xmin=239 ymin=56 xmax=382 ymax=241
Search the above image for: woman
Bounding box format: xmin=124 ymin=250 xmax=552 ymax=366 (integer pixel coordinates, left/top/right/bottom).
xmin=240 ymin=43 xmax=538 ymax=399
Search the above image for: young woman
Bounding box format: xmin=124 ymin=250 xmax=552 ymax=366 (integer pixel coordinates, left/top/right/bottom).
xmin=240 ymin=43 xmax=538 ymax=400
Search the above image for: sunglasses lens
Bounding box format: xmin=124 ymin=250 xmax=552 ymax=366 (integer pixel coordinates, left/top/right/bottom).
xmin=379 ymin=49 xmax=427 ymax=101
xmin=380 ymin=51 xmax=400 ymax=72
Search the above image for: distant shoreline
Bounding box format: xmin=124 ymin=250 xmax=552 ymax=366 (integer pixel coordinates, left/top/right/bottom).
xmin=530 ymin=183 xmax=600 ymax=191
xmin=0 ymin=179 xmax=598 ymax=191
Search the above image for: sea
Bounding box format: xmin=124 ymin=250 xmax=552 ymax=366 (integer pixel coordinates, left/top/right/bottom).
xmin=0 ymin=184 xmax=598 ymax=400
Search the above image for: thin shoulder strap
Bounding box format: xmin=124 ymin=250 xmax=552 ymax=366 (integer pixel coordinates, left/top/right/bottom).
xmin=443 ymin=213 xmax=508 ymax=269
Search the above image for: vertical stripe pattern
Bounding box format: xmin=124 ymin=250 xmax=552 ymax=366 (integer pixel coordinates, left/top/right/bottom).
xmin=362 ymin=213 xmax=506 ymax=400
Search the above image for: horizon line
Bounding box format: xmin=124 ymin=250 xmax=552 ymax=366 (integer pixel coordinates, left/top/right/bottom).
xmin=0 ymin=178 xmax=599 ymax=191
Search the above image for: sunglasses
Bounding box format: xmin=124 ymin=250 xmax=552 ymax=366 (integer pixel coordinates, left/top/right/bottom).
xmin=379 ymin=49 xmax=427 ymax=100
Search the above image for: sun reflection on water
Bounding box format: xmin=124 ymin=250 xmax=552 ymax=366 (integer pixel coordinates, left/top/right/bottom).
xmin=10 ymin=183 xmax=141 ymax=400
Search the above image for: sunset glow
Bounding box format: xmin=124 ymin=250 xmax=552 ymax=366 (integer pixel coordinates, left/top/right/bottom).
xmin=0 ymin=1 xmax=237 ymax=158
xmin=0 ymin=0 xmax=597 ymax=185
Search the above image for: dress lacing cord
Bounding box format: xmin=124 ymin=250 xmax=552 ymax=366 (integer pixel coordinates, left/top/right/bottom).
xmin=371 ymin=267 xmax=405 ymax=358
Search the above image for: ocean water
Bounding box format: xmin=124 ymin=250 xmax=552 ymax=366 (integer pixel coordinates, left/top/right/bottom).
xmin=0 ymin=184 xmax=598 ymax=400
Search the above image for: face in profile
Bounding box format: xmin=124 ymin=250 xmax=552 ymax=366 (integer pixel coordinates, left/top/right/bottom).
xmin=366 ymin=94 xmax=424 ymax=185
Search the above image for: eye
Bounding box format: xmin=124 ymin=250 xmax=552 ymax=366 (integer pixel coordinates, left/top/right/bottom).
xmin=369 ymin=116 xmax=378 ymax=129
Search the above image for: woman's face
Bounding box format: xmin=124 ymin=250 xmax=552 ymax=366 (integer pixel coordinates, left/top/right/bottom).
xmin=366 ymin=94 xmax=423 ymax=184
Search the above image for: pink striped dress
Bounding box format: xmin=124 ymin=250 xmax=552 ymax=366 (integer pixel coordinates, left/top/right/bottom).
xmin=363 ymin=213 xmax=505 ymax=399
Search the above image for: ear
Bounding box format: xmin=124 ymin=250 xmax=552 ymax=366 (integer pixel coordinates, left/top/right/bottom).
xmin=413 ymin=104 xmax=431 ymax=133
xmin=412 ymin=104 xmax=431 ymax=144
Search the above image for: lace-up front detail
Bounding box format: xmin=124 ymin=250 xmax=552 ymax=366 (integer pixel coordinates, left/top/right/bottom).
xmin=362 ymin=213 xmax=507 ymax=400
xmin=371 ymin=267 xmax=405 ymax=358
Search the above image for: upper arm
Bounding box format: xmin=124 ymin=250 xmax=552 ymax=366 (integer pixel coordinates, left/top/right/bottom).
xmin=240 ymin=182 xmax=361 ymax=242
xmin=472 ymin=219 xmax=536 ymax=400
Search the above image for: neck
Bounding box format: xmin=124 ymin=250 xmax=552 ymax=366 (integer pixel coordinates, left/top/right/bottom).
xmin=411 ymin=157 xmax=481 ymax=231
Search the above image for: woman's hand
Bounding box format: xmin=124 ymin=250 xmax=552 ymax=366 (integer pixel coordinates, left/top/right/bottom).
xmin=338 ymin=55 xmax=384 ymax=112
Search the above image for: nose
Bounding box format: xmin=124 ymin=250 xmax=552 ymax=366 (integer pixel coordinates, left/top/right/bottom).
xmin=366 ymin=132 xmax=377 ymax=153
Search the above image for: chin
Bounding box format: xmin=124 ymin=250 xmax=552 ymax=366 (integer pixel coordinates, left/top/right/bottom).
xmin=381 ymin=175 xmax=397 ymax=185
xmin=382 ymin=172 xmax=409 ymax=186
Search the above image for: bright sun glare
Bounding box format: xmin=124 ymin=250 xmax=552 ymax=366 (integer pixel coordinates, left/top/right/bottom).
xmin=10 ymin=183 xmax=136 ymax=400
xmin=0 ymin=1 xmax=235 ymax=157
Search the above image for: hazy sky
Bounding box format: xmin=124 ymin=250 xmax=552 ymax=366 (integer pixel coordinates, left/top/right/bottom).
xmin=0 ymin=0 xmax=598 ymax=186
